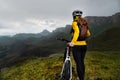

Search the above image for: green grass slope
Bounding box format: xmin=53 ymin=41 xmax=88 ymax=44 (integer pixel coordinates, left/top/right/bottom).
xmin=0 ymin=51 xmax=120 ymax=80
xmin=88 ymin=26 xmax=120 ymax=51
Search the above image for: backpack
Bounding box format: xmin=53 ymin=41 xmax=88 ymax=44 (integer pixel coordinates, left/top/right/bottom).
xmin=77 ymin=18 xmax=88 ymax=40
xmin=70 ymin=18 xmax=88 ymax=41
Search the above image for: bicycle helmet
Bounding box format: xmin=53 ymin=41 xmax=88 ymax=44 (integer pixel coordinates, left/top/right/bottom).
xmin=72 ymin=10 xmax=83 ymax=16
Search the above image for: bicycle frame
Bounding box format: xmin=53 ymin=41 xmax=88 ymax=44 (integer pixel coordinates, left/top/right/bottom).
xmin=57 ymin=38 xmax=72 ymax=80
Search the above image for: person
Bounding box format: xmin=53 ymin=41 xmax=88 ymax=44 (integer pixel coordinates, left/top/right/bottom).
xmin=68 ymin=10 xmax=91 ymax=80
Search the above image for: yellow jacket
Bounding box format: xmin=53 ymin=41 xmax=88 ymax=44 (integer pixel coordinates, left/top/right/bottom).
xmin=71 ymin=21 xmax=91 ymax=45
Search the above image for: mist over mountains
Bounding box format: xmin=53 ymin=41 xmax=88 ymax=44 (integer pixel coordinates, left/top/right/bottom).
xmin=0 ymin=12 xmax=120 ymax=68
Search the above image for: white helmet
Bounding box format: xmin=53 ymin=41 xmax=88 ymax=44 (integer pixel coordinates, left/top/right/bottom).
xmin=72 ymin=10 xmax=83 ymax=16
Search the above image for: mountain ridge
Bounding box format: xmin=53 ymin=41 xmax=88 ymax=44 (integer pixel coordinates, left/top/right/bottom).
xmin=0 ymin=12 xmax=120 ymax=68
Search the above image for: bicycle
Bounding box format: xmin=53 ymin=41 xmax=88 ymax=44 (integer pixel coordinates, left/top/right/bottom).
xmin=57 ymin=38 xmax=72 ymax=80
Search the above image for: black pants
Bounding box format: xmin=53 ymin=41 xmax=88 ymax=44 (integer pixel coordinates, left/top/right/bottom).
xmin=72 ymin=45 xmax=87 ymax=80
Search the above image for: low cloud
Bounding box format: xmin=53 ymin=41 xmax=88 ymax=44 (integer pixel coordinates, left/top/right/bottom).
xmin=0 ymin=0 xmax=119 ymax=35
xmin=0 ymin=18 xmax=69 ymax=36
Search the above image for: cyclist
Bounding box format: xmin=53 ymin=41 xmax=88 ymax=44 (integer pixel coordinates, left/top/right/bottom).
xmin=68 ymin=10 xmax=91 ymax=80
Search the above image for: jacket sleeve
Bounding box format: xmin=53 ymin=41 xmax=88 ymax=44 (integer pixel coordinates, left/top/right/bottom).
xmin=71 ymin=21 xmax=80 ymax=43
xmin=86 ymin=29 xmax=91 ymax=38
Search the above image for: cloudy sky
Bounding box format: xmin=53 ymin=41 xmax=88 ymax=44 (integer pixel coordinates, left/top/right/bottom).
xmin=0 ymin=0 xmax=120 ymax=36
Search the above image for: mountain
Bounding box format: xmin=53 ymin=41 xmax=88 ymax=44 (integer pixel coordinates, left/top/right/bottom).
xmin=0 ymin=29 xmax=50 ymax=46
xmin=0 ymin=36 xmax=14 ymax=46
xmin=88 ymin=26 xmax=120 ymax=51
xmin=0 ymin=12 xmax=120 ymax=68
xmin=86 ymin=12 xmax=120 ymax=27
xmin=13 ymin=29 xmax=50 ymax=39
xmin=85 ymin=12 xmax=120 ymax=37
xmin=40 ymin=29 xmax=50 ymax=36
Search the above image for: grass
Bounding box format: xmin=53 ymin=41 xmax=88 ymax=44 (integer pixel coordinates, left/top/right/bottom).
xmin=85 ymin=51 xmax=120 ymax=80
xmin=0 ymin=51 xmax=120 ymax=80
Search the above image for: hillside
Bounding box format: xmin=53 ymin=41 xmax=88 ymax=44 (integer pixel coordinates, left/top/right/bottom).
xmin=0 ymin=12 xmax=120 ymax=69
xmin=86 ymin=12 xmax=120 ymax=35
xmin=0 ymin=51 xmax=120 ymax=80
xmin=88 ymin=26 xmax=120 ymax=51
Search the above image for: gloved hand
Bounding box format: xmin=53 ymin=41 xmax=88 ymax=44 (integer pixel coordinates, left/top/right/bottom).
xmin=68 ymin=42 xmax=74 ymax=47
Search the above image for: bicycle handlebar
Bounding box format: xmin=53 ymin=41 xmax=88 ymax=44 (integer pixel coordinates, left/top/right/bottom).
xmin=56 ymin=38 xmax=70 ymax=43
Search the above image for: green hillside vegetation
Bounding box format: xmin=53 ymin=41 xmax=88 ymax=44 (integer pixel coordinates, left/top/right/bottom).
xmin=0 ymin=12 xmax=120 ymax=80
xmin=0 ymin=51 xmax=120 ymax=80
xmin=88 ymin=26 xmax=120 ymax=51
